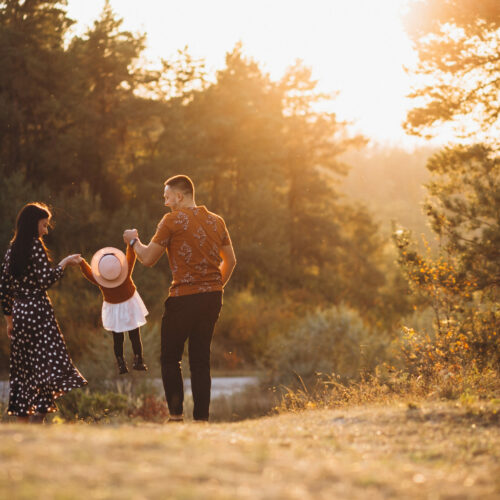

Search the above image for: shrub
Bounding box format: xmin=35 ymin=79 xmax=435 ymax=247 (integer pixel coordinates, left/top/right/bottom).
xmin=263 ymin=305 xmax=389 ymax=387
xmin=56 ymin=389 xmax=129 ymax=422
xmin=393 ymin=230 xmax=499 ymax=392
xmin=396 ymin=231 xmax=498 ymax=358
xmin=130 ymin=394 xmax=169 ymax=422
xmin=212 ymin=288 xmax=303 ymax=369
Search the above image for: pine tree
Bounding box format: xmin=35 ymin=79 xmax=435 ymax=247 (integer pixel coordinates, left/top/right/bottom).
xmin=404 ymin=0 xmax=500 ymax=143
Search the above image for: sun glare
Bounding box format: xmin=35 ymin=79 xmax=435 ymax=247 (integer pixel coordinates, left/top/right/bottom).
xmin=66 ymin=0 xmax=418 ymax=146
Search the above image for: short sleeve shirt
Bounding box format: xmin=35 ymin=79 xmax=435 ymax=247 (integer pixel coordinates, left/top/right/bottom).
xmin=151 ymin=206 xmax=231 ymax=297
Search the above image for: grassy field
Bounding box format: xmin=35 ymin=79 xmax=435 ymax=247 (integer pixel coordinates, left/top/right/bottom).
xmin=1 ymin=400 xmax=499 ymax=499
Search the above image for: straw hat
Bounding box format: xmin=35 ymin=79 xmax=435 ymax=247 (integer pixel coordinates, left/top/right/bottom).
xmin=90 ymin=247 xmax=128 ymax=288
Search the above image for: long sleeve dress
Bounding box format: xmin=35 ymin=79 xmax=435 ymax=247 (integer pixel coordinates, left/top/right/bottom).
xmin=0 ymin=238 xmax=87 ymax=416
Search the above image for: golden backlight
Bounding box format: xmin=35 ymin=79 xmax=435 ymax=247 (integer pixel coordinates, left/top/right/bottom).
xmin=67 ymin=0 xmax=421 ymax=146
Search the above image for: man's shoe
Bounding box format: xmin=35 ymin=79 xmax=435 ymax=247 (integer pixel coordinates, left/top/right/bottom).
xmin=116 ymin=357 xmax=129 ymax=375
xmin=133 ymin=354 xmax=148 ymax=371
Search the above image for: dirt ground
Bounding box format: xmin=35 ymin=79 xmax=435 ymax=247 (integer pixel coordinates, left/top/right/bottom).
xmin=1 ymin=400 xmax=499 ymax=499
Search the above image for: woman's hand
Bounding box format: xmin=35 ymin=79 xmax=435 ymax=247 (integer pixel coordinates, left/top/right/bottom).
xmin=58 ymin=254 xmax=82 ymax=269
xmin=70 ymin=254 xmax=83 ymax=265
xmin=5 ymin=316 xmax=13 ymax=340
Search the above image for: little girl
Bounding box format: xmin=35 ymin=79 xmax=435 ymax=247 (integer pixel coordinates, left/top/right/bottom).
xmin=80 ymin=244 xmax=148 ymax=374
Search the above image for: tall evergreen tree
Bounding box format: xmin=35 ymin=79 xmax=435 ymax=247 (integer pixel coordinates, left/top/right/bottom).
xmin=279 ymin=61 xmax=365 ymax=289
xmin=403 ymin=0 xmax=500 ymax=298
xmin=67 ymin=0 xmax=155 ymax=207
xmin=424 ymin=144 xmax=499 ymax=293
xmin=397 ymin=0 xmax=499 ymax=371
xmin=0 ymin=0 xmax=74 ymax=178
xmin=404 ymin=0 xmax=499 ymax=143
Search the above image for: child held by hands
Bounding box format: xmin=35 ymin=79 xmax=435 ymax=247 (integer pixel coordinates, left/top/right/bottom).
xmin=80 ymin=244 xmax=148 ymax=374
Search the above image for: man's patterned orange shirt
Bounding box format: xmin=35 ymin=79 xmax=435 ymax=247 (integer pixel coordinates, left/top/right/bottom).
xmin=151 ymin=206 xmax=231 ymax=297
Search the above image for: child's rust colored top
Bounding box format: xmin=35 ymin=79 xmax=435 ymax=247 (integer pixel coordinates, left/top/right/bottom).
xmin=80 ymin=245 xmax=137 ymax=304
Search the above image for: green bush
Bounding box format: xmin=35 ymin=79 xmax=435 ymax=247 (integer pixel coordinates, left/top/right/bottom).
xmin=56 ymin=389 xmax=129 ymax=422
xmin=212 ymin=288 xmax=308 ymax=369
xmin=264 ymin=305 xmax=389 ymax=387
xmin=130 ymin=394 xmax=169 ymax=422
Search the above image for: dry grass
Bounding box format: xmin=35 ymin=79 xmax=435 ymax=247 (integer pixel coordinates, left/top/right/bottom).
xmin=276 ymin=367 xmax=500 ymax=413
xmin=1 ymin=400 xmax=499 ymax=499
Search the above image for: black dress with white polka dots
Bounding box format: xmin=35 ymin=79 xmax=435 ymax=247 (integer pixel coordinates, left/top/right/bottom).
xmin=0 ymin=238 xmax=87 ymax=416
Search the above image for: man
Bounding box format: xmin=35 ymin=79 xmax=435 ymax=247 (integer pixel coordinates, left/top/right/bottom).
xmin=123 ymin=175 xmax=236 ymax=422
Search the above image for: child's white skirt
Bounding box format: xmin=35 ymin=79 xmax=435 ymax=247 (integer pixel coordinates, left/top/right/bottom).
xmin=102 ymin=291 xmax=149 ymax=333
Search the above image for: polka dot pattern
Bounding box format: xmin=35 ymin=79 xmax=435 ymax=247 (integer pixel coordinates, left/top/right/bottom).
xmin=0 ymin=238 xmax=87 ymax=416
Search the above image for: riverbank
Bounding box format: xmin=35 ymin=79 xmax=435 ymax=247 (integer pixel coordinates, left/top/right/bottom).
xmin=1 ymin=400 xmax=498 ymax=499
xmin=0 ymin=376 xmax=273 ymax=423
xmin=0 ymin=376 xmax=259 ymax=402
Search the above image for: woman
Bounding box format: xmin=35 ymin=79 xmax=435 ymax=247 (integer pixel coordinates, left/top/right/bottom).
xmin=0 ymin=202 xmax=87 ymax=422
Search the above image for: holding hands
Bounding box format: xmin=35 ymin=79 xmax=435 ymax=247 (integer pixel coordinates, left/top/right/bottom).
xmin=123 ymin=228 xmax=165 ymax=267
xmin=5 ymin=254 xmax=82 ymax=339
xmin=123 ymin=229 xmax=139 ymax=245
xmin=58 ymin=254 xmax=82 ymax=269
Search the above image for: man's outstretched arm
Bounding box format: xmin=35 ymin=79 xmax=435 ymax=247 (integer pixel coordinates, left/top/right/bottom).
xmin=123 ymin=229 xmax=165 ymax=267
xmin=219 ymin=244 xmax=236 ymax=287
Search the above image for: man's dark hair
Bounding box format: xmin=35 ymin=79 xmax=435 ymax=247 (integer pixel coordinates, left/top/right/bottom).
xmin=164 ymin=175 xmax=195 ymax=197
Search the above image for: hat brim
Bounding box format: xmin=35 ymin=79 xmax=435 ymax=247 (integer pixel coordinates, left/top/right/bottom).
xmin=90 ymin=247 xmax=128 ymax=288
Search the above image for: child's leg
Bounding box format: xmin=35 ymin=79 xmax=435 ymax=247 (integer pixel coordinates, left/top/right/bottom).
xmin=113 ymin=331 xmax=128 ymax=374
xmin=113 ymin=331 xmax=125 ymax=358
xmin=128 ymin=328 xmax=143 ymax=356
xmin=130 ymin=328 xmax=148 ymax=371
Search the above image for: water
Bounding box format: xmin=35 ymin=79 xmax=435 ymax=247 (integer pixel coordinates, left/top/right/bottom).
xmin=135 ymin=376 xmax=259 ymax=399
xmin=0 ymin=376 xmax=259 ymax=402
xmin=186 ymin=376 xmax=258 ymax=398
xmin=0 ymin=381 xmax=8 ymax=403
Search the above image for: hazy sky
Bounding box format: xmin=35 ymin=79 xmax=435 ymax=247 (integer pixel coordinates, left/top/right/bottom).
xmin=65 ymin=0 xmax=421 ymax=147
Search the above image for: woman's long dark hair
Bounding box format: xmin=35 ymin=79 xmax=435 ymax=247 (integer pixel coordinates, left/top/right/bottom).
xmin=9 ymin=203 xmax=52 ymax=278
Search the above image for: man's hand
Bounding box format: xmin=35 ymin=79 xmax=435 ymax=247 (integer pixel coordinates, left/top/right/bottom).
xmin=5 ymin=316 xmax=13 ymax=340
xmin=123 ymin=229 xmax=163 ymax=266
xmin=123 ymin=229 xmax=139 ymax=245
xmin=219 ymin=244 xmax=236 ymax=287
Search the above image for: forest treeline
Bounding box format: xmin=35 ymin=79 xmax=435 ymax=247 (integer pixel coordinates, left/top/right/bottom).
xmin=0 ymin=0 xmax=413 ymax=370
xmin=0 ymin=0 xmax=498 ymax=393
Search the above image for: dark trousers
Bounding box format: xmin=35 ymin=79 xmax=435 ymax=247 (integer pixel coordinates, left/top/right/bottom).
xmin=112 ymin=328 xmax=143 ymax=358
xmin=160 ymin=291 xmax=222 ymax=421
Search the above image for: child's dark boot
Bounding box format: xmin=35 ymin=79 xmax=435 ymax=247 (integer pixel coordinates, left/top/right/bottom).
xmin=117 ymin=356 xmax=129 ymax=374
xmin=133 ymin=354 xmax=148 ymax=371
